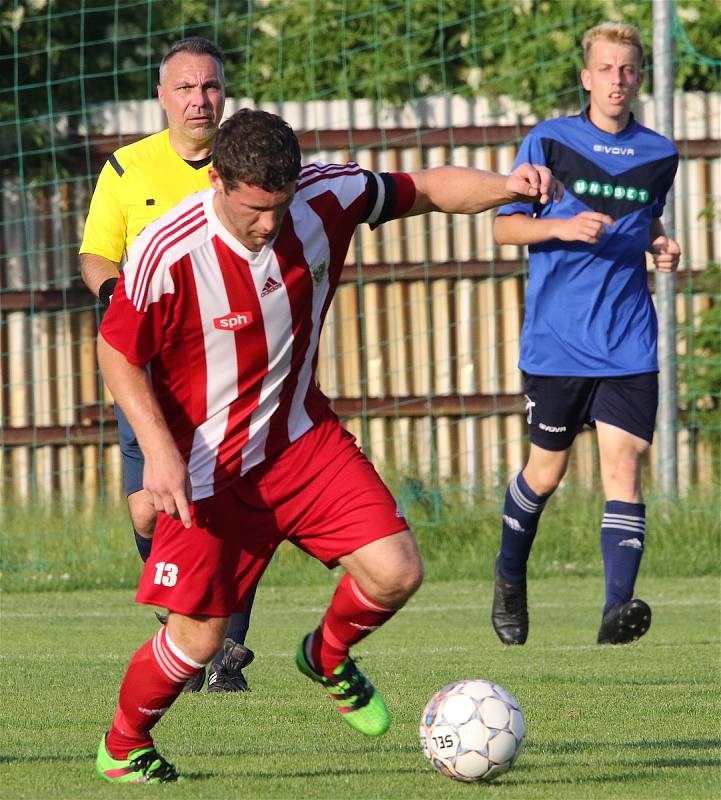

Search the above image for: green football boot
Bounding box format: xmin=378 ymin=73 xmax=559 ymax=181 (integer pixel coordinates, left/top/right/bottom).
xmin=96 ymin=733 xmax=182 ymax=783
xmin=296 ymin=635 xmax=390 ymax=736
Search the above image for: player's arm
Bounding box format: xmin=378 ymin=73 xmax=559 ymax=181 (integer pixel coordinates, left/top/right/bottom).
xmin=80 ymin=253 xmax=120 ymax=307
xmin=404 ymin=163 xmax=563 ymax=217
xmin=97 ymin=334 xmax=192 ymax=528
xmin=647 ymin=217 xmax=681 ymax=273
xmin=494 ymin=210 xmax=615 ymax=246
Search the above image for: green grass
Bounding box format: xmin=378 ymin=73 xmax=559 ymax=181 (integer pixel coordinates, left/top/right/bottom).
xmin=1 ymin=487 xmax=719 ymax=591
xmin=1 ymin=576 xmax=719 ymax=799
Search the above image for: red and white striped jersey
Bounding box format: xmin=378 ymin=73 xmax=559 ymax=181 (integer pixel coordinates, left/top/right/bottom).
xmin=100 ymin=162 xmax=416 ymax=500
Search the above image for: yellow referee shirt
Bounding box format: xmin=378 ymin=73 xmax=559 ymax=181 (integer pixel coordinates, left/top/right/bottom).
xmin=79 ymin=129 xmax=212 ymax=262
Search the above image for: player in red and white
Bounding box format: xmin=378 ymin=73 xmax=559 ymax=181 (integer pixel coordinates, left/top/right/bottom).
xmin=95 ymin=108 xmax=562 ymax=783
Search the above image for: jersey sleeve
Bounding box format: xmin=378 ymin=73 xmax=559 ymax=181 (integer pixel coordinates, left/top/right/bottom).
xmin=360 ymin=171 xmax=416 ymax=227
xmin=78 ymin=158 xmax=128 ymax=262
xmin=98 ymin=237 xmax=175 ymax=366
xmin=495 ymin=129 xmax=547 ymax=218
xmin=650 ymin=151 xmax=679 ymax=218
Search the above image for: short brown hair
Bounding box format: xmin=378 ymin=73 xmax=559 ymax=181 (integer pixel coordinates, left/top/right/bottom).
xmin=582 ymin=23 xmax=644 ymax=66
xmin=212 ymin=109 xmax=302 ymax=191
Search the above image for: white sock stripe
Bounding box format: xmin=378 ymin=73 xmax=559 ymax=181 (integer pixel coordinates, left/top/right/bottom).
xmin=348 ymin=577 xmax=391 ymax=613
xmin=152 ymin=632 xmax=190 ymax=683
xmin=152 ymin=630 xmax=201 ymax=683
xmin=509 ymin=477 xmax=543 ymax=514
xmin=602 ymin=522 xmax=647 ymax=534
xmin=154 ymin=635 xmax=193 ymax=683
xmin=602 ymin=515 xmax=646 ymax=531
xmin=509 ymin=479 xmax=536 ymax=513
xmin=164 ymin=629 xmax=206 ymax=670
xmin=603 ymin=513 xmax=646 ymax=524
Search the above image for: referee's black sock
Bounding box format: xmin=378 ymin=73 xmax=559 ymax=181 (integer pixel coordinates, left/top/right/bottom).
xmin=133 ymin=530 xmax=152 ymax=562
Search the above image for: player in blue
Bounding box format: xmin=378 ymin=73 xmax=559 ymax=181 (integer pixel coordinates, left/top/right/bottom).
xmin=490 ymin=22 xmax=681 ymax=646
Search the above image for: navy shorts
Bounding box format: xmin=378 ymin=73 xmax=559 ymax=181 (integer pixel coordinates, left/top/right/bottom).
xmin=115 ymin=404 xmax=145 ymax=496
xmin=522 ymin=372 xmax=659 ymax=451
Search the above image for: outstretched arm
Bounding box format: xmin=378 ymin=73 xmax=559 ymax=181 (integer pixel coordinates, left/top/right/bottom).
xmin=404 ymin=163 xmax=563 ymax=217
xmin=494 ymin=210 xmax=615 ymax=246
xmin=97 ymin=334 xmax=192 ymax=528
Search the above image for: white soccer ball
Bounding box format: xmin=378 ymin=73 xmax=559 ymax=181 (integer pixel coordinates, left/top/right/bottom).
xmin=419 ymin=679 xmax=526 ymax=782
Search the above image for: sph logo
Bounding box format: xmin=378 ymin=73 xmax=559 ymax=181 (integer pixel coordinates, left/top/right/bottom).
xmin=213 ymin=311 xmax=253 ymax=331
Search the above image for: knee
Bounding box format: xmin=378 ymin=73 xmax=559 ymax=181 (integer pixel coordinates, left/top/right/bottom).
xmin=128 ymin=493 xmax=157 ymax=539
xmin=524 ymin=466 xmax=563 ymax=497
xmin=166 ymin=615 xmax=227 ymax=664
xmin=375 ymin=556 xmax=424 ymax=608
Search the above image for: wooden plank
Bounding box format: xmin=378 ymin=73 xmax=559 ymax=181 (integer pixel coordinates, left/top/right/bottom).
xmin=83 ymin=129 xmax=721 ymax=159
xmin=477 ymin=278 xmax=502 ymax=395
xmin=337 ymin=285 xmax=361 ymax=396
xmin=480 ymin=415 xmax=502 ymax=488
xmin=392 ymin=417 xmax=412 ymax=472
xmin=2 ymin=393 xmax=528 ymax=446
xmin=83 ymin=444 xmax=98 ymax=506
xmin=362 ymin=283 xmax=385 ymax=397
xmin=386 ymin=282 xmax=409 ymax=396
xmin=500 ymin=276 xmax=524 ymax=393
xmin=0 ymin=266 xmax=701 ymax=311
xmin=414 ymin=417 xmax=434 ymax=479
xmin=436 ymin=417 xmax=454 ymax=482
xmin=317 ymin=301 xmax=339 ymax=398
xmin=431 ymin=279 xmax=453 ymax=395
xmin=103 ymin=444 xmax=122 ymax=504
xmin=409 ymin=281 xmax=431 ymax=395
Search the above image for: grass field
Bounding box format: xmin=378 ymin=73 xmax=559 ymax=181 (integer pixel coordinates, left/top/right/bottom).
xmin=1 ymin=575 xmax=719 ymax=799
xmin=2 ymin=488 xmax=719 ymax=592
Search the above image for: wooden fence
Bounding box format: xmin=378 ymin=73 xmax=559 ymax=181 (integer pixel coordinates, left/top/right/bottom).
xmin=1 ymin=110 xmax=719 ymax=505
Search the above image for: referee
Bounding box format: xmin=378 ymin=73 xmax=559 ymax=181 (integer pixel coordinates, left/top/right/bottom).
xmin=80 ymin=37 xmax=257 ymax=693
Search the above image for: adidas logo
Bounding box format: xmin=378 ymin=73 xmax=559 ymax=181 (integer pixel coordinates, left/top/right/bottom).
xmin=619 ymin=537 xmax=644 ymax=550
xmin=503 ymin=514 xmax=525 ymax=533
xmin=261 ymin=277 xmax=282 ymax=297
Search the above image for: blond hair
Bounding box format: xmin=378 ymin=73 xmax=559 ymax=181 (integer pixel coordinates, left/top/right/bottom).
xmin=582 ymin=22 xmax=644 ymax=66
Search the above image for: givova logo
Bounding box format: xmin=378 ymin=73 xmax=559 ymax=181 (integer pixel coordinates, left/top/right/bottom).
xmin=573 ymin=179 xmax=649 ymax=204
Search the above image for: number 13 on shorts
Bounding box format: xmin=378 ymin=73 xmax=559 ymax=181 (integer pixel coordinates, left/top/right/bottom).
xmin=153 ymin=561 xmax=179 ymax=587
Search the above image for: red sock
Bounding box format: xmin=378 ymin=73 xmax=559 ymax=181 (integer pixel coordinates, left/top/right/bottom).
xmin=310 ymin=573 xmax=398 ymax=676
xmin=105 ymin=627 xmax=204 ymax=759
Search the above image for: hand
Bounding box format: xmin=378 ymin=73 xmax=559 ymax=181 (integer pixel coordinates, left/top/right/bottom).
xmin=648 ymin=235 xmax=681 ymax=273
xmin=554 ymin=211 xmax=614 ymax=244
xmin=506 ymin=163 xmax=564 ymax=205
xmin=143 ymin=445 xmax=193 ymax=528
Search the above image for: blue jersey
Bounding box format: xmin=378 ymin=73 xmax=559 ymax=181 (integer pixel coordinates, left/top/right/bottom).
xmin=498 ymin=110 xmax=678 ymax=376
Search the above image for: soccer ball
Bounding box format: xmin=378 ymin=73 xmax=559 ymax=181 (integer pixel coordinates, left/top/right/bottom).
xmin=419 ymin=679 xmax=525 ymax=782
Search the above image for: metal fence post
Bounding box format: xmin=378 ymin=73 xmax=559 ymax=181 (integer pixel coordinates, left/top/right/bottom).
xmin=653 ymin=0 xmax=678 ymax=495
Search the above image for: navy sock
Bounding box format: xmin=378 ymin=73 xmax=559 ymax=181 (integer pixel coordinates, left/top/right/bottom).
xmin=134 ymin=531 xmax=152 ymax=563
xmin=600 ymin=500 xmax=646 ymax=614
xmin=213 ymin=584 xmax=257 ymax=666
xmin=497 ymin=471 xmax=552 ymax=583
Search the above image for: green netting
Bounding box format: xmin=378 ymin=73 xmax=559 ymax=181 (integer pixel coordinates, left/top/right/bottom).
xmin=1 ymin=0 xmax=720 ymax=533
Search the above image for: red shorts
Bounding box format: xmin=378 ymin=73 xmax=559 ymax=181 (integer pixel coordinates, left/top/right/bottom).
xmin=136 ymin=414 xmax=408 ymax=616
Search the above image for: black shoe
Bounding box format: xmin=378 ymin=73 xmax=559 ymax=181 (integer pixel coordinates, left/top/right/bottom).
xmin=182 ymin=666 xmax=206 ymax=693
xmin=491 ymin=559 xmax=528 ymax=645
xmin=597 ymin=598 xmax=651 ymax=644
xmin=207 ymin=639 xmax=255 ymax=692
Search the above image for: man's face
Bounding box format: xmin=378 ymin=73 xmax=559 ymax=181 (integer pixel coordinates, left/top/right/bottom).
xmin=210 ymin=169 xmax=296 ymax=252
xmin=157 ymin=52 xmax=225 ymax=148
xmin=581 ymin=41 xmax=643 ymax=128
